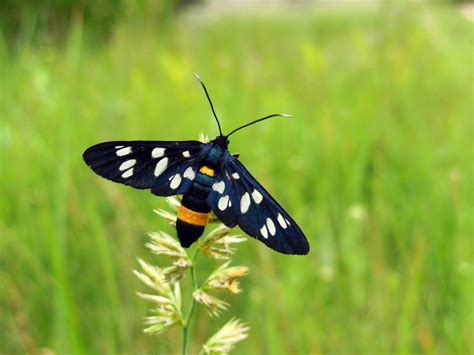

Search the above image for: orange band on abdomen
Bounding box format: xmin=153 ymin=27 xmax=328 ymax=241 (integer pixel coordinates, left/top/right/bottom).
xmin=199 ymin=166 xmax=215 ymax=176
xmin=177 ymin=205 xmax=209 ymax=227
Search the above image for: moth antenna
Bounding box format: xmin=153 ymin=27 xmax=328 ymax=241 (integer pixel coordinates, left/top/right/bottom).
xmin=193 ymin=73 xmax=223 ymax=136
xmin=225 ymin=113 xmax=292 ymax=138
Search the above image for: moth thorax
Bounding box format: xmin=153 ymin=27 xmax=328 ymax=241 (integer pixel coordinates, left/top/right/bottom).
xmin=206 ymin=144 xmax=225 ymax=166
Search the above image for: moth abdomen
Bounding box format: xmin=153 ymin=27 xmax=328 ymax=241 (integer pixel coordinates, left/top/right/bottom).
xmin=177 ymin=194 xmax=211 ymax=248
xmin=176 ymin=165 xmax=216 ymax=248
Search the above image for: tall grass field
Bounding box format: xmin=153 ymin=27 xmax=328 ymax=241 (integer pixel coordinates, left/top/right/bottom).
xmin=0 ymin=4 xmax=472 ymax=354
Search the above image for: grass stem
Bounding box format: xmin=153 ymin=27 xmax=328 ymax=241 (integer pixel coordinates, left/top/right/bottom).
xmin=182 ymin=249 xmax=199 ymax=355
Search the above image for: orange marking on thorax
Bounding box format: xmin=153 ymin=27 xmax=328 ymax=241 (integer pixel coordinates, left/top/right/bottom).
xmin=199 ymin=166 xmax=215 ymax=176
xmin=177 ymin=205 xmax=209 ymax=227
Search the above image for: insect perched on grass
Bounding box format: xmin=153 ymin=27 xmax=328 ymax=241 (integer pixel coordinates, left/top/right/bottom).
xmin=83 ymin=74 xmax=309 ymax=255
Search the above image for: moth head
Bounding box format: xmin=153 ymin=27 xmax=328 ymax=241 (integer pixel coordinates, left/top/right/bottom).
xmin=213 ymin=135 xmax=230 ymax=148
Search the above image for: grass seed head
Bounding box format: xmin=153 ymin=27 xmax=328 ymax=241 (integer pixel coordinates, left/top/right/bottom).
xmin=134 ymin=259 xmax=183 ymax=334
xmin=193 ymin=290 xmax=229 ymax=317
xmin=202 ymin=318 xmax=249 ymax=354
xmin=203 ymin=262 xmax=249 ymax=294
xmin=200 ymin=224 xmax=247 ymax=260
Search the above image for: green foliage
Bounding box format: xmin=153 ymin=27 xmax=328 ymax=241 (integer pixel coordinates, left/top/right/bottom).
xmin=0 ymin=0 xmax=187 ymax=43
xmin=0 ymin=4 xmax=472 ymax=354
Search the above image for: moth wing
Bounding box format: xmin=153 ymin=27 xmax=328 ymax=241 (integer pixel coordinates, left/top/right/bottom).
xmin=206 ymin=158 xmax=242 ymax=227
xmin=83 ymin=140 xmax=204 ymax=196
xmin=208 ymin=154 xmax=309 ymax=255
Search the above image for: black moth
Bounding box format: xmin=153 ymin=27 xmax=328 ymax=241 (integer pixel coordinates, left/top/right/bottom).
xmin=83 ymin=74 xmax=309 ymax=255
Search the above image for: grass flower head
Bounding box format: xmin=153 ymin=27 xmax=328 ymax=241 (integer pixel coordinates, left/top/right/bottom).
xmin=202 ymin=318 xmax=249 ymax=354
xmin=145 ymin=231 xmax=191 ymax=282
xmin=199 ymin=224 xmax=247 ymax=260
xmin=193 ymin=289 xmax=230 ymax=317
xmin=203 ymin=261 xmax=249 ymax=294
xmin=134 ymin=259 xmax=183 ymax=334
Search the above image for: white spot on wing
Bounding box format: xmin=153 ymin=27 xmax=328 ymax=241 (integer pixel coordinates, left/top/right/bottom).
xmin=116 ymin=147 xmax=132 ymax=156
xmin=260 ymin=225 xmax=268 ymax=239
xmin=212 ymin=181 xmax=225 ymax=194
xmin=252 ymin=189 xmax=263 ymax=204
xmin=170 ymin=174 xmax=182 ymax=189
xmin=115 ymin=145 xmax=124 ymax=149
xmin=122 ymin=168 xmax=134 ymax=178
xmin=182 ymin=151 xmax=191 ymax=158
xmin=232 ymin=172 xmax=240 ymax=179
xmin=266 ymin=218 xmax=276 ymax=236
xmin=151 ymin=147 xmax=165 ymax=158
xmin=183 ymin=167 xmax=195 ymax=180
xmin=240 ymin=193 xmax=250 ymax=214
xmin=119 ymin=159 xmax=136 ymax=171
xmin=218 ymin=195 xmax=229 ymax=211
xmin=154 ymin=158 xmax=168 ymax=177
xmin=277 ymin=213 xmax=287 ymax=229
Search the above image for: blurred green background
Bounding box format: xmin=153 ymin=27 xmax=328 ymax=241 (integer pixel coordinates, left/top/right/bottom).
xmin=0 ymin=0 xmax=472 ymax=354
